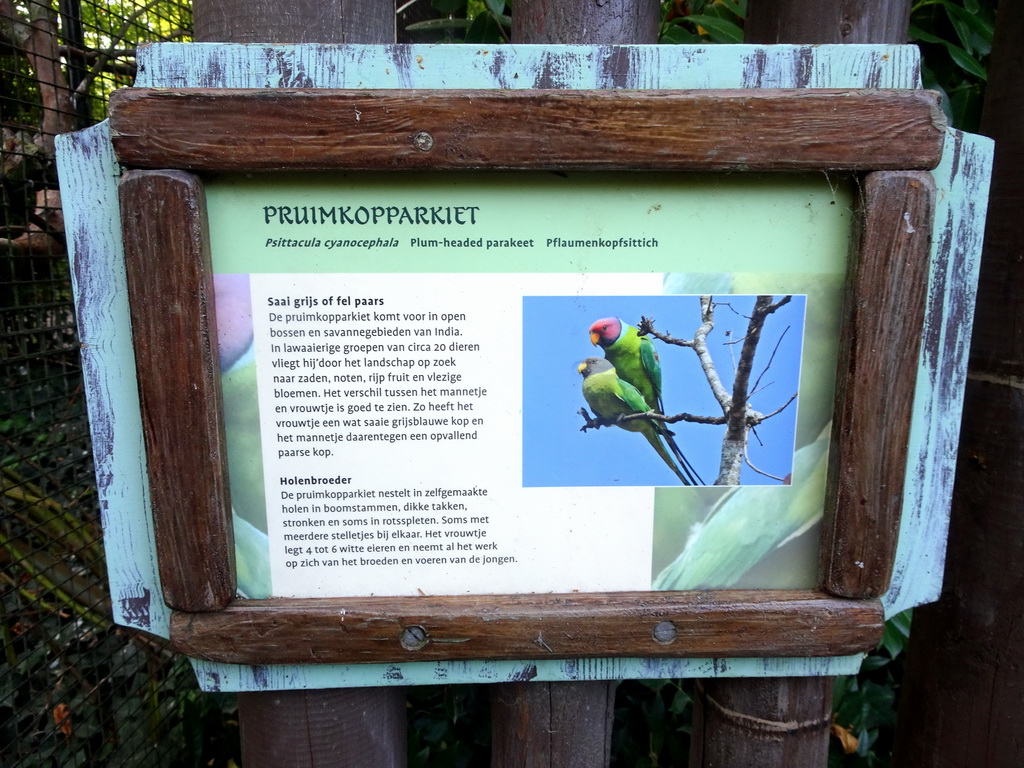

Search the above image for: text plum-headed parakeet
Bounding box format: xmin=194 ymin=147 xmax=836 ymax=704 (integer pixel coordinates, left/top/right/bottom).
xmin=578 ymin=357 xmax=696 ymax=486
xmin=589 ymin=317 xmax=703 ymax=485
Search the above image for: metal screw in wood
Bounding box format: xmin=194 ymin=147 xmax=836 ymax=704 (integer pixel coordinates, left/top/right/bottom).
xmin=400 ymin=625 xmax=429 ymax=650
xmin=412 ymin=131 xmax=434 ymax=152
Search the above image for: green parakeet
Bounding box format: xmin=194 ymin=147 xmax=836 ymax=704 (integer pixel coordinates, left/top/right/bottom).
xmin=589 ymin=316 xmax=664 ymax=411
xmin=578 ymin=357 xmax=695 ymax=486
xmin=590 ymin=317 xmax=703 ymax=485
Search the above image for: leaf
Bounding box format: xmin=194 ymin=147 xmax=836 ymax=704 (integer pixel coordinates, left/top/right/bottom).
xmin=661 ymin=24 xmax=700 ymax=44
xmin=53 ymin=702 xmax=72 ymax=739
xmin=942 ymin=2 xmax=994 ymax=51
xmin=880 ymin=609 xmax=912 ymax=658
xmin=669 ymin=685 xmax=691 ymax=715
xmin=483 ymin=0 xmax=506 ymax=17
xmin=946 ymin=43 xmax=987 ymax=80
xmin=859 ymin=653 xmax=891 ymax=672
xmin=908 ymin=23 xmax=987 ymax=81
xmin=719 ymin=0 xmax=747 ymax=19
xmin=464 ymin=12 xmax=507 ymax=43
xmin=405 ymin=17 xmax=473 ymax=31
xmin=831 ymin=721 xmax=859 ymax=754
xmin=681 ymin=14 xmax=745 ymax=43
xmin=834 ymin=680 xmax=897 ymax=733
xmin=908 ymin=23 xmax=946 ymax=45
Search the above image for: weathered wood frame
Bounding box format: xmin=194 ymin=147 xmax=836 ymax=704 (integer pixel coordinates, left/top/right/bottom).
xmin=110 ymin=87 xmax=942 ymax=666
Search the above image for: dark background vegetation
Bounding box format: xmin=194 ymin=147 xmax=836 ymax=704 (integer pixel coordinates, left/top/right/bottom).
xmin=0 ymin=0 xmax=995 ymax=765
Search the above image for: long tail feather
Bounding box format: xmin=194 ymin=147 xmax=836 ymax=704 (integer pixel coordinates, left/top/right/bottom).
xmin=640 ymin=427 xmax=692 ymax=486
xmin=662 ymin=431 xmax=705 ymax=486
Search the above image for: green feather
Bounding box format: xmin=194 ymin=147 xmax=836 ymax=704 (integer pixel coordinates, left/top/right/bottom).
xmin=579 ymin=358 xmax=692 ymax=486
xmin=602 ymin=321 xmax=663 ymax=413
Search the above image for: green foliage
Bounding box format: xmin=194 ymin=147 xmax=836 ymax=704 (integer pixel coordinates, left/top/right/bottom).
xmin=602 ymin=613 xmax=913 ymax=767
xmin=909 ymin=0 xmax=995 ymax=131
xmin=407 ymin=685 xmax=490 ymax=768
xmin=660 ymin=1 xmax=746 ymax=44
xmin=72 ymin=0 xmax=194 ymax=122
xmin=829 ymin=611 xmax=912 ymax=767
xmin=612 ymin=679 xmax=692 ymax=767
xmin=1 ymin=455 xmax=238 ymax=767
xmin=403 ymin=0 xmax=510 ymax=43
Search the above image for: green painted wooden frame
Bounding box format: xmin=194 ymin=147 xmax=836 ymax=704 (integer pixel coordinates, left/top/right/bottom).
xmin=108 ymin=86 xmax=941 ymax=666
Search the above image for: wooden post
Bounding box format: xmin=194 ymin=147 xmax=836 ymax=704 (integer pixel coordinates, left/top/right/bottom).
xmin=684 ymin=2 xmax=913 ymax=766
xmin=746 ymin=0 xmax=908 ymax=44
xmin=238 ymin=688 xmax=407 ymax=768
xmin=193 ymin=0 xmax=393 ymax=43
xmin=691 ymin=677 xmax=833 ymax=767
xmin=186 ymin=3 xmax=406 ymax=767
xmin=892 ymin=3 xmax=1024 ymax=766
xmin=491 ymin=681 xmax=617 ymax=768
xmin=511 ymin=0 xmax=659 ymax=45
xmin=489 ymin=5 xmax=658 ymax=766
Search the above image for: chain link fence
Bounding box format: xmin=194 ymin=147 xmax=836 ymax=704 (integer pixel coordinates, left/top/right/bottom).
xmin=1 ymin=2 xmax=241 ymax=766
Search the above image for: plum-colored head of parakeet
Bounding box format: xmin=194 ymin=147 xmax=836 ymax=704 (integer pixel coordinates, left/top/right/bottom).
xmin=577 ymin=356 xmax=700 ymax=486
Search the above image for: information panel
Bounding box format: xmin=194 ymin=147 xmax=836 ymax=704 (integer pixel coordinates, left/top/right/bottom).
xmin=207 ymin=172 xmax=851 ymax=600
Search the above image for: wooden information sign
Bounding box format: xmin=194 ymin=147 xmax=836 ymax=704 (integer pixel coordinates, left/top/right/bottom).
xmin=58 ymin=43 xmax=992 ymax=691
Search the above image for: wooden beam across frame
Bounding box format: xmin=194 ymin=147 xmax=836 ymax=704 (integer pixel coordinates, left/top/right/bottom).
xmin=109 ymin=88 xmax=946 ymax=172
xmin=170 ymin=590 xmax=884 ymax=665
xmin=114 ymin=88 xmax=935 ymax=665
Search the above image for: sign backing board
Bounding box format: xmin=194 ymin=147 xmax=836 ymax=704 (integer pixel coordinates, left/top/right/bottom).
xmin=58 ymin=40 xmax=991 ymax=692
xmin=208 ymin=172 xmax=836 ymax=602
xmin=114 ymin=86 xmax=935 ymax=665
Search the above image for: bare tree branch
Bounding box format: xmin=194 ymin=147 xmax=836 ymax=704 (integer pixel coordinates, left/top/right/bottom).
xmin=74 ymin=0 xmax=163 ymax=98
xmin=743 ymin=440 xmax=788 ymax=483
xmin=59 ymin=44 xmax=138 ymax=77
xmin=640 ymin=300 xmax=734 ymax=411
xmin=1 ymin=0 xmax=75 ymax=152
xmin=715 ymin=296 xmax=782 ymax=484
xmin=618 ymin=410 xmax=728 ymax=426
xmin=583 ymin=295 xmax=797 ymax=486
xmin=749 ymin=392 xmax=798 ymax=426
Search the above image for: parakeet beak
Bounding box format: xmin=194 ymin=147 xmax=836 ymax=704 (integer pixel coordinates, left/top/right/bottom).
xmin=589 ymin=332 xmax=600 ymax=346
xmin=577 ymin=361 xmax=589 ymax=376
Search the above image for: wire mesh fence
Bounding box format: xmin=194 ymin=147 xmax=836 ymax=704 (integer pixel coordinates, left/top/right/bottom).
xmin=0 ymin=2 xmax=243 ymax=766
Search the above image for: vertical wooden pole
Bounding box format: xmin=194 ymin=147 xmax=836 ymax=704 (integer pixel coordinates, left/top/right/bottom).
xmin=690 ymin=677 xmax=833 ymax=767
xmin=490 ymin=681 xmax=617 ymax=768
xmin=683 ymin=2 xmax=913 ymax=766
xmin=486 ymin=5 xmax=658 ymax=767
xmin=511 ymin=0 xmax=659 ymax=45
xmin=745 ymin=0 xmax=908 ymax=44
xmin=892 ymin=3 xmax=1024 ymax=767
xmin=238 ymin=688 xmax=407 ymax=768
xmin=193 ymin=0 xmax=393 ymax=43
xmin=186 ymin=3 xmax=406 ymax=767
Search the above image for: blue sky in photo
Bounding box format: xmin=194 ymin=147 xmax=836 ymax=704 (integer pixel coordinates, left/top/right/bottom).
xmin=522 ymin=294 xmax=806 ymax=487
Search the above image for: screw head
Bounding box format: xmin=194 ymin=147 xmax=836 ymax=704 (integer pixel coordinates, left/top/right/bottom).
xmin=400 ymin=625 xmax=429 ymax=650
xmin=652 ymin=620 xmax=677 ymax=645
xmin=412 ymin=131 xmax=435 ymax=152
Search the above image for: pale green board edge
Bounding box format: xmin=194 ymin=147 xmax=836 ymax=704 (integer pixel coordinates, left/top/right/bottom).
xmin=135 ymin=42 xmax=921 ymax=89
xmin=58 ymin=43 xmax=991 ymax=692
xmin=55 ymin=121 xmax=169 ymax=636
